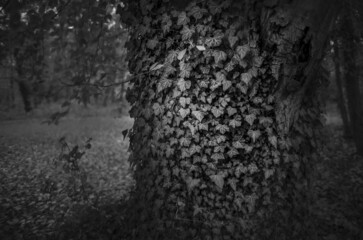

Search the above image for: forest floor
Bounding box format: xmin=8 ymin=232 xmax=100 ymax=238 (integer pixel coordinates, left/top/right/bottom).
xmin=0 ymin=112 xmax=362 ymax=240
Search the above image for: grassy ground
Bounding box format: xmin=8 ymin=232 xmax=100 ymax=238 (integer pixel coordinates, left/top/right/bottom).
xmin=0 ymin=105 xmax=362 ymax=239
xmin=0 ymin=115 xmax=134 ymax=240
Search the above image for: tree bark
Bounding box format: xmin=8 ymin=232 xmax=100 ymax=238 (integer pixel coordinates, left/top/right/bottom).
xmin=122 ymin=0 xmax=339 ymax=239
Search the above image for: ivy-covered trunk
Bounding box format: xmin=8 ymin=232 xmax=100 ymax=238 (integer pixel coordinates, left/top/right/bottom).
xmin=122 ymin=0 xmax=337 ymax=239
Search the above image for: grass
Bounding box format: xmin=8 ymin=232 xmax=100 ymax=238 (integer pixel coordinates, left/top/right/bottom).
xmin=0 ymin=104 xmax=362 ymax=240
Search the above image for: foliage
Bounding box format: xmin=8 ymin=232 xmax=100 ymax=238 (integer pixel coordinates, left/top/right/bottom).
xmin=0 ymin=0 xmax=129 ymax=111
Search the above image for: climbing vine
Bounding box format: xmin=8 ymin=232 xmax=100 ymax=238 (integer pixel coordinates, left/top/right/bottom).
xmin=120 ymin=0 xmax=327 ymax=239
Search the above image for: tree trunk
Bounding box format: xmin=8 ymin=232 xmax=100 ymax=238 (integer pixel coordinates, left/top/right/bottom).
xmin=123 ymin=0 xmax=338 ymax=239
xmin=9 ymin=76 xmax=15 ymax=109
xmin=333 ymin=41 xmax=351 ymax=137
xmin=341 ymin=6 xmax=363 ymax=156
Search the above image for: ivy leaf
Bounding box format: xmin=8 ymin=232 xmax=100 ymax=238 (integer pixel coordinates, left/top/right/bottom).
xmin=207 ymin=93 xmax=216 ymax=104
xmin=180 ymin=137 xmax=191 ymax=147
xmin=192 ymin=110 xmax=204 ymax=122
xmin=235 ymin=165 xmax=248 ymax=178
xmin=244 ymin=114 xmax=256 ymax=126
xmin=234 ymin=197 xmax=243 ymax=210
xmin=199 ymin=80 xmax=208 ymax=88
xmin=186 ymin=177 xmax=201 ymax=192
xmin=268 ymin=136 xmax=278 ymax=148
xmin=146 ymin=38 xmax=158 ymax=50
xmin=166 ymin=37 xmax=174 ymax=49
xmin=166 ymin=50 xmax=179 ymax=63
xmin=164 ymin=65 xmax=177 ymax=76
xmin=232 ymin=141 xmax=243 ymax=149
xmin=229 ymin=119 xmax=241 ymax=128
xmin=193 ymin=204 xmax=203 ymax=216
xmin=161 ymin=13 xmax=172 ymax=33
xmin=228 ymin=35 xmax=238 ymax=48
xmin=153 ymin=127 xmax=164 ymax=141
xmin=150 ymin=63 xmax=164 ymax=71
xmin=236 ymin=45 xmax=250 ymax=59
xmin=248 ymin=130 xmax=261 ymax=143
xmin=243 ymin=144 xmax=253 ymax=153
xmin=254 ymin=56 xmax=263 ymax=67
xmin=218 ymin=96 xmax=230 ymax=108
xmin=253 ymin=97 xmax=263 ymax=104
xmin=211 ymin=153 xmax=224 ymax=161
xmin=157 ymin=77 xmax=172 ymax=93
xmin=178 ymin=49 xmax=187 ymax=60
xmin=237 ymin=83 xmax=247 ymax=94
xmin=225 ymin=61 xmax=235 ymax=72
xmin=209 ymin=139 xmax=218 ymax=147
xmin=228 ymin=178 xmax=237 ymax=191
xmin=179 ymin=61 xmax=192 ymax=78
xmin=259 ymin=117 xmax=273 ymax=126
xmin=227 ymin=148 xmax=239 ymax=158
xmin=189 ymin=6 xmax=207 ymax=20
xmin=264 ymin=168 xmax=275 ymax=180
xmin=248 ymin=163 xmax=259 ymax=174
xmin=205 ymin=34 xmax=223 ymax=47
xmin=179 ymin=108 xmax=190 ymax=119
xmin=216 ymin=124 xmax=229 ymax=134
xmin=177 ymin=78 xmax=191 ymax=91
xmin=181 ymin=148 xmax=190 ymax=159
xmin=177 ymin=11 xmax=189 ymax=25
xmin=212 ymin=50 xmax=227 ymax=63
xmin=209 ymin=1 xmax=222 ymax=14
xmin=245 ymin=194 xmax=257 ymax=213
xmin=165 ymin=146 xmax=175 ymax=157
xmin=179 ymin=97 xmax=191 ymax=108
xmin=215 ymin=71 xmax=226 ymax=82
xmin=211 ymin=107 xmax=224 ymax=118
xmin=181 ymin=26 xmax=195 ymax=41
xmin=190 ymin=144 xmax=202 ymax=155
xmin=198 ymin=123 xmax=209 ymax=131
xmin=241 ymin=72 xmax=252 ymax=85
xmin=196 ymin=45 xmax=206 ymax=51
xmin=210 ymin=80 xmax=221 ymax=91
xmin=222 ymin=80 xmax=232 ymax=91
xmin=227 ymin=106 xmax=237 ymax=116
xmin=153 ymin=103 xmax=163 ymax=116
xmin=210 ymin=174 xmax=225 ymax=189
xmin=216 ymin=135 xmax=226 ymax=143
xmin=200 ymin=65 xmax=210 ymax=74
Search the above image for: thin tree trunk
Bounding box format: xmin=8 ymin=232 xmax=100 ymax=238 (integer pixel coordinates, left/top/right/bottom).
xmin=17 ymin=78 xmax=32 ymax=112
xmin=333 ymin=41 xmax=351 ymax=137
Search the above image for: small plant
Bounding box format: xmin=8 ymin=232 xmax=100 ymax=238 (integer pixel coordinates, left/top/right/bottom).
xmin=55 ymin=136 xmax=95 ymax=202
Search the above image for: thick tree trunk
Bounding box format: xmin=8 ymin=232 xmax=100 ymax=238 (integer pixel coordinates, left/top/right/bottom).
xmin=333 ymin=42 xmax=351 ymax=137
xmin=123 ymin=0 xmax=338 ymax=239
xmin=341 ymin=7 xmax=363 ymax=156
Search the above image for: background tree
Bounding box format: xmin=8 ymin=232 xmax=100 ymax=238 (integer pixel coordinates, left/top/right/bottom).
xmin=329 ymin=0 xmax=363 ymax=156
xmin=120 ymin=0 xmax=339 ymax=239
xmin=0 ymin=0 xmax=128 ymax=112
